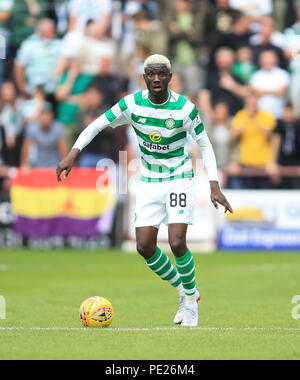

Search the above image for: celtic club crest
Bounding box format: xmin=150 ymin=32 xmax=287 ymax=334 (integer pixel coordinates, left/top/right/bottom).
xmin=165 ymin=118 xmax=176 ymax=130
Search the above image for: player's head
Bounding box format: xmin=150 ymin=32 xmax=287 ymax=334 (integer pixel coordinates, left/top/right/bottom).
xmin=143 ymin=55 xmax=172 ymax=98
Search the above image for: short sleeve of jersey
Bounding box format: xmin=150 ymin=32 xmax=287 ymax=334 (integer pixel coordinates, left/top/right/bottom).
xmin=186 ymin=104 xmax=205 ymax=141
xmin=104 ymin=96 xmax=131 ymax=128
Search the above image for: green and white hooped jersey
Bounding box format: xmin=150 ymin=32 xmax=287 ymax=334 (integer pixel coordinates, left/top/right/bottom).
xmin=105 ymin=90 xmax=204 ymax=182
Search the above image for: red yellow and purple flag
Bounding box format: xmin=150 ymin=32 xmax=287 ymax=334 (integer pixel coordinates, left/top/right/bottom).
xmin=10 ymin=168 xmax=116 ymax=238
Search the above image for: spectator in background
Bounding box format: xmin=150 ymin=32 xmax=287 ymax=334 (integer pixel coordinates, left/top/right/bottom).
xmin=75 ymin=87 xmax=115 ymax=168
xmin=68 ymin=0 xmax=112 ymax=34
xmin=230 ymin=90 xmax=276 ymax=188
xmin=198 ymin=47 xmax=247 ymax=121
xmin=125 ymin=8 xmax=168 ymax=92
xmin=249 ymin=15 xmax=287 ymax=68
xmin=0 ymin=125 xmax=10 ymax=192
xmin=133 ymin=0 xmax=158 ymax=20
xmin=169 ymin=72 xmax=187 ymax=97
xmin=14 ymin=18 xmax=62 ymax=97
xmin=207 ymin=13 xmax=252 ymax=71
xmin=157 ymin=0 xmax=207 ymax=34
xmin=55 ymin=19 xmax=96 ymax=83
xmin=121 ymin=0 xmax=158 ymax=20
xmin=21 ymin=86 xmax=47 ymax=124
xmin=77 ymin=22 xmax=116 ymax=77
xmin=55 ymin=59 xmax=94 ymax=147
xmin=21 ymin=103 xmax=67 ymax=168
xmin=0 ymin=82 xmax=25 ymax=167
xmin=269 ymin=102 xmax=300 ymax=189
xmin=52 ymin=0 xmax=70 ymax=37
xmin=204 ymin=0 xmax=242 ymax=48
xmin=284 ymin=9 xmax=300 ymax=119
xmin=273 ymin=0 xmax=300 ymax=32
xmin=119 ymin=1 xmax=144 ymax=78
xmin=77 ymin=86 xmax=108 ymax=124
xmin=132 ymin=9 xmax=168 ymax=57
xmin=232 ymin=45 xmax=258 ymax=83
xmin=207 ymin=101 xmax=238 ymax=169
xmin=229 ymin=0 xmax=272 ymax=19
xmin=0 ymin=129 xmax=5 ymax=171
xmin=10 ymin=0 xmax=49 ymax=54
xmin=127 ymin=45 xmax=149 ymax=93
xmin=168 ymin=0 xmax=202 ymax=96
xmin=250 ymin=16 xmax=285 ymax=48
xmin=250 ymin=49 xmax=290 ymax=120
xmin=212 ymin=13 xmax=252 ymax=53
xmin=0 ymin=0 xmax=13 ymax=86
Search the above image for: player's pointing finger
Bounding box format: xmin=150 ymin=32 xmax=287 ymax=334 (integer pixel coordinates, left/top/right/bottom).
xmin=56 ymin=166 xmax=63 ymax=182
xmin=224 ymin=201 xmax=234 ymax=214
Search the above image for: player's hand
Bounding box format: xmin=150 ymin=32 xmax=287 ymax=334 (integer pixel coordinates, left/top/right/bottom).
xmin=210 ymin=181 xmax=234 ymax=214
xmin=56 ymin=159 xmax=73 ymax=182
xmin=56 ymin=149 xmax=80 ymax=182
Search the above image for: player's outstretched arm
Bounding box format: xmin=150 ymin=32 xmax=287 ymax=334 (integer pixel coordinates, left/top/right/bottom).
xmin=56 ymin=148 xmax=80 ymax=182
xmin=56 ymin=113 xmax=114 ymax=182
xmin=210 ymin=181 xmax=233 ymax=214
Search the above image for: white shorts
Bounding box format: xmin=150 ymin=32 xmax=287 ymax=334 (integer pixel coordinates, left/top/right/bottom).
xmin=135 ymin=178 xmax=195 ymax=228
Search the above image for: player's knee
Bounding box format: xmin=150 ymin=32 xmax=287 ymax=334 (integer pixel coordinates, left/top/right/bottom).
xmin=136 ymin=241 xmax=156 ymax=260
xmin=169 ymin=238 xmax=187 ymax=257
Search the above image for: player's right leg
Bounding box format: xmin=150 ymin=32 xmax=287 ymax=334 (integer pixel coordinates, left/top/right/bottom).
xmin=136 ymin=227 xmax=183 ymax=292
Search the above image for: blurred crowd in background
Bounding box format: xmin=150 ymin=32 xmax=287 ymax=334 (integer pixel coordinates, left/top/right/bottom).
xmin=0 ymin=0 xmax=300 ymax=192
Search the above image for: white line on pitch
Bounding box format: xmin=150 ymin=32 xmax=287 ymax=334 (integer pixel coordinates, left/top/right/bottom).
xmin=0 ymin=327 xmax=300 ymax=332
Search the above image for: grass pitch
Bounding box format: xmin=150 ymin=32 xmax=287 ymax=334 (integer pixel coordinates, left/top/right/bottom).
xmin=0 ymin=249 xmax=300 ymax=360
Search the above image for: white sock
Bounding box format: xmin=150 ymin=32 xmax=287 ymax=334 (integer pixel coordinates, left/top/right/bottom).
xmin=176 ymin=283 xmax=185 ymax=296
xmin=186 ymin=290 xmax=200 ymax=304
xmin=186 ymin=294 xmax=197 ymax=303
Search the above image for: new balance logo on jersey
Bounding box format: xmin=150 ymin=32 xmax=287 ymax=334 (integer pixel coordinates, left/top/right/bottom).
xmin=143 ymin=141 xmax=170 ymax=151
xmin=138 ymin=117 xmax=147 ymax=124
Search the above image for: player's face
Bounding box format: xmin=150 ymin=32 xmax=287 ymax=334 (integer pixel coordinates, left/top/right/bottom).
xmin=143 ymin=65 xmax=172 ymax=98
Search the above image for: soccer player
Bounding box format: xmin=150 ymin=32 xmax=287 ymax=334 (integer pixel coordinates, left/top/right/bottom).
xmin=56 ymin=55 xmax=233 ymax=327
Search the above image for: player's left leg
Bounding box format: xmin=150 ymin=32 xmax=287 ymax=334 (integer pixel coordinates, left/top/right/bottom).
xmin=168 ymin=223 xmax=200 ymax=327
